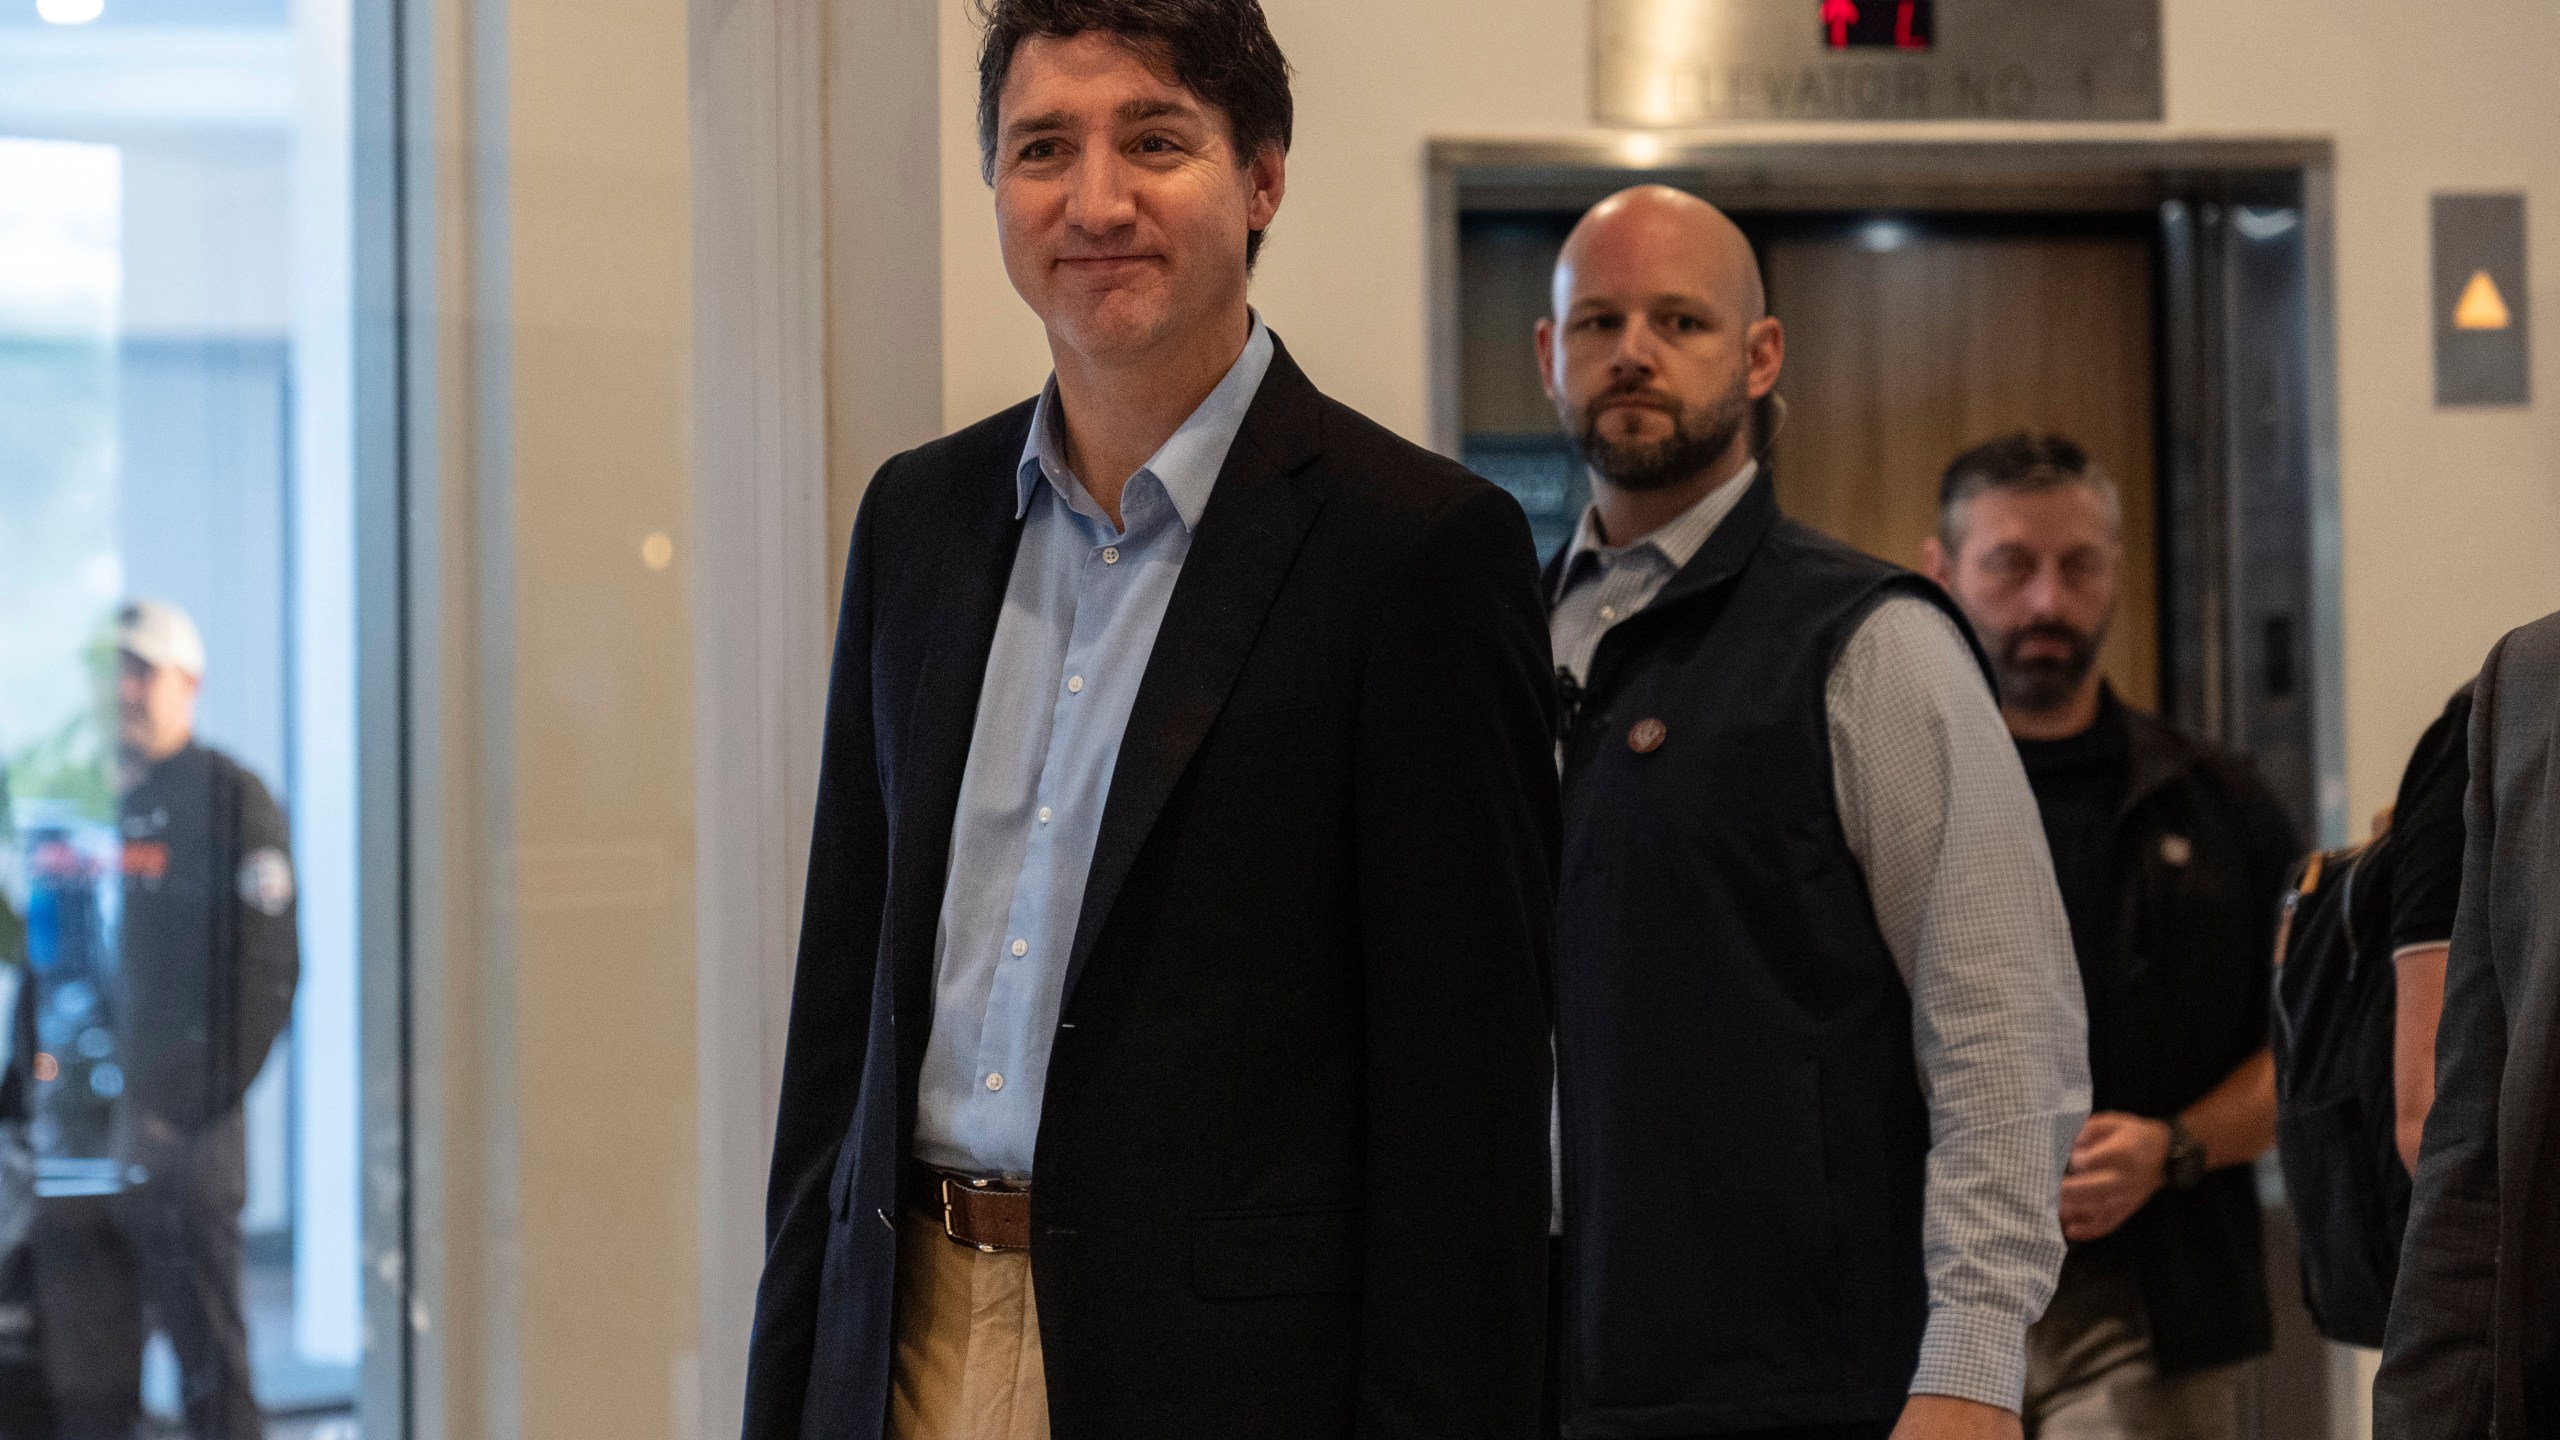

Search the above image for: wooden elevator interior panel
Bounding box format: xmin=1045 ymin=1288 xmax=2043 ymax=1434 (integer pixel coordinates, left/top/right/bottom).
xmin=1760 ymin=220 xmax=2159 ymax=710
xmin=1459 ymin=211 xmax=2163 ymax=712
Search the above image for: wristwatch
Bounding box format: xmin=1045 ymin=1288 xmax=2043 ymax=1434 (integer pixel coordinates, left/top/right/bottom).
xmin=2163 ymin=1118 xmax=2208 ymax=1190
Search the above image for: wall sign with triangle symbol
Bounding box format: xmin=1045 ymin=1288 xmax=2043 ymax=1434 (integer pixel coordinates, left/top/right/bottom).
xmin=2452 ymin=270 xmax=2512 ymax=331
xmin=2433 ymin=194 xmax=2530 ymax=405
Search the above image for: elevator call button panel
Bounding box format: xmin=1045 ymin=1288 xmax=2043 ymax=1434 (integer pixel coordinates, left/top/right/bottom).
xmin=2434 ymin=193 xmax=2531 ymax=407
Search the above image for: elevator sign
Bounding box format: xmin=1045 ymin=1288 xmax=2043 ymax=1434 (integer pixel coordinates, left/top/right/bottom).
xmin=1595 ymin=0 xmax=2161 ymax=125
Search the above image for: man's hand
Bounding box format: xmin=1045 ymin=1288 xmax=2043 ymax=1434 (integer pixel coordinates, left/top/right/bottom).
xmin=1892 ymin=1393 xmax=2023 ymax=1440
xmin=2060 ymin=1110 xmax=2170 ymax=1242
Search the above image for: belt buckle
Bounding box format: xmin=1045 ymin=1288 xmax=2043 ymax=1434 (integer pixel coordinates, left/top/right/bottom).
xmin=939 ymin=1175 xmax=1003 ymax=1253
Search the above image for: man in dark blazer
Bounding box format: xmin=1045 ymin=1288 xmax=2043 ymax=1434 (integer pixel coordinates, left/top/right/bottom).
xmin=2377 ymin=609 xmax=2560 ymax=1440
xmin=738 ymin=3 xmax=1558 ymax=1438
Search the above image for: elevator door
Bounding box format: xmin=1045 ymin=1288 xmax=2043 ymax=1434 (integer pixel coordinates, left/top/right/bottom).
xmin=1759 ymin=220 xmax=2160 ymax=710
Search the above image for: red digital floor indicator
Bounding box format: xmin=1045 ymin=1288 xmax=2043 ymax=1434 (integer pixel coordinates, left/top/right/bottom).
xmin=1822 ymin=0 xmax=1933 ymax=50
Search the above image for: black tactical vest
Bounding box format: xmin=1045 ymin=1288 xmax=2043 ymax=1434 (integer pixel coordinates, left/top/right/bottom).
xmin=1553 ymin=477 xmax=1985 ymax=1435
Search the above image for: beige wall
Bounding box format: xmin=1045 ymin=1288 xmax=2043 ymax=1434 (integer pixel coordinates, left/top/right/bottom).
xmin=424 ymin=0 xmax=701 ymax=1432
xmin=935 ymin=0 xmax=2560 ymax=827
xmin=508 ymin=0 xmax=703 ymax=1415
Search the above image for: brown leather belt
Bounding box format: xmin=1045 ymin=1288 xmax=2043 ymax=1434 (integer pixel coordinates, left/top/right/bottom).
xmin=904 ymin=1165 xmax=1032 ymax=1252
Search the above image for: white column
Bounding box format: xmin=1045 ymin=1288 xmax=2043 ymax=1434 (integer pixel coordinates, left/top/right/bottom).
xmin=685 ymin=0 xmax=943 ymax=1428
xmin=290 ymin=0 xmax=363 ymax=1365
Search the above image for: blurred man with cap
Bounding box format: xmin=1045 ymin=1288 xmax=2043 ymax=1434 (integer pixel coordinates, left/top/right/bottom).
xmin=27 ymin=599 xmax=298 ymax=1440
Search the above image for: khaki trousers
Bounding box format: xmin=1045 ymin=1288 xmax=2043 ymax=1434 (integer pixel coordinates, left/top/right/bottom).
xmin=2024 ymin=1249 xmax=2253 ymax=1440
xmin=889 ymin=1215 xmax=1051 ymax=1440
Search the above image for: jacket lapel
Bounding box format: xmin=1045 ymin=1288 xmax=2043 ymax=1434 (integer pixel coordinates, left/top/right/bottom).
xmin=1057 ymin=341 xmax=1329 ymax=1011
xmin=886 ymin=406 xmax=1035 ymax=1088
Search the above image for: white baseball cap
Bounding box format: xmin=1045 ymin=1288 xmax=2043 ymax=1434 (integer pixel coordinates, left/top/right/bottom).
xmin=115 ymin=598 xmax=207 ymax=679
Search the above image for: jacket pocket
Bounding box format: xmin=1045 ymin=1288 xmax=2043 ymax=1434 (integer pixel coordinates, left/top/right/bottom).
xmin=1189 ymin=1205 xmax=1361 ymax=1298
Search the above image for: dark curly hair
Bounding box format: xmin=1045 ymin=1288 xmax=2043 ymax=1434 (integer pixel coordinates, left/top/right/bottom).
xmin=1937 ymin=430 xmax=2120 ymax=553
xmin=974 ymin=0 xmax=1293 ymax=267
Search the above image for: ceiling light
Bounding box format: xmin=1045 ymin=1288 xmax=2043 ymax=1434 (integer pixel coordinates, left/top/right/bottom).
xmin=1858 ymin=219 xmax=1914 ymax=253
xmin=37 ymin=0 xmax=106 ymax=23
xmin=1616 ymin=132 xmax=1667 ymax=168
xmin=2233 ymin=207 xmax=2300 ymax=241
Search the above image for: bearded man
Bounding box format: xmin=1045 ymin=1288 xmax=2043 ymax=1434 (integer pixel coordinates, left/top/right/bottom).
xmin=1539 ymin=186 xmax=2089 ymax=1440
xmin=1922 ymin=434 xmax=2296 ymax=1440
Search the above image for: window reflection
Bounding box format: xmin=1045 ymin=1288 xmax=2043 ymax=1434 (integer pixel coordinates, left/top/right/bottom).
xmin=1 ymin=1 xmax=364 ymax=1434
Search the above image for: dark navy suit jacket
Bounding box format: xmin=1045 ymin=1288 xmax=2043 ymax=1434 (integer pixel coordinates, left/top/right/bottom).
xmin=739 ymin=338 xmax=1559 ymax=1440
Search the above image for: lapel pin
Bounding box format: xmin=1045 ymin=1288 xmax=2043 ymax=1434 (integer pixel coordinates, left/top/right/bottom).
xmin=1627 ymin=718 xmax=1668 ymax=754
xmin=2160 ymin=834 xmax=2194 ymax=867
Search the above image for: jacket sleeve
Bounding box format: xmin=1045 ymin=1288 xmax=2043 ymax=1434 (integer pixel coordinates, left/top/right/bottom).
xmin=1351 ymin=484 xmax=1559 ymax=1440
xmin=741 ymin=464 xmax=896 ymax=1439
xmin=2 ymin=958 xmax=29 ymax=1124
xmin=228 ymin=768 xmax=301 ymax=1115
xmin=2374 ymin=632 xmax=2511 ymax=1439
xmin=1 ymin=883 xmax=24 ymax=1124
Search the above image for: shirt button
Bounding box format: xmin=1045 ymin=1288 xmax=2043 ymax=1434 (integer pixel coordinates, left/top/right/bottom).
xmin=1066 ymin=675 xmax=1084 ymax=694
xmin=1600 ymin=605 xmax=1618 ymax=621
xmin=1037 ymin=806 xmax=1052 ymax=825
xmin=1010 ymin=938 xmax=1028 ymax=957
xmin=985 ymin=1073 xmax=1004 ymax=1092
xmin=1101 ymin=546 xmax=1120 ymax=565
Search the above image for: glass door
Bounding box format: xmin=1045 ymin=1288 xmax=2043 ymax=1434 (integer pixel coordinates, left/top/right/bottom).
xmin=0 ymin=1 xmax=382 ymax=1434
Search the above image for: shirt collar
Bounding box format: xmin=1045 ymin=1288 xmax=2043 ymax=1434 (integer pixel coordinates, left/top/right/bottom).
xmin=1015 ymin=313 xmax=1276 ymax=534
xmin=1563 ymin=459 xmax=1761 ymax=576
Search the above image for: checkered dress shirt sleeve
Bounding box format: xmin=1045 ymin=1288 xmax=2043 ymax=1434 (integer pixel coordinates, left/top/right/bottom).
xmin=1826 ymin=597 xmax=2093 ymax=1413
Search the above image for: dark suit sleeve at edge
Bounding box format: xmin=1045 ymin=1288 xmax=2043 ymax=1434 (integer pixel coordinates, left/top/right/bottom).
xmin=2375 ymin=633 xmax=2510 ymax=1440
xmin=1351 ymin=484 xmax=1559 ymax=1440
xmin=742 ymin=459 xmax=898 ymax=1440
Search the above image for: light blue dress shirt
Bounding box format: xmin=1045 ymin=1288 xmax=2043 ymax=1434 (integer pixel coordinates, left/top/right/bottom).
xmin=914 ymin=317 xmax=1275 ymax=1180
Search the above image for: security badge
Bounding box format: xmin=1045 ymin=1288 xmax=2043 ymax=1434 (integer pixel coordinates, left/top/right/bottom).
xmin=238 ymin=847 xmax=296 ymax=917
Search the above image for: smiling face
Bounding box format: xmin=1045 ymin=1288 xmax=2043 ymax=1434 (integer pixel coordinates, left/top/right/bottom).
xmin=1536 ymin=188 xmax=1784 ymax=495
xmin=991 ymin=31 xmax=1284 ymax=368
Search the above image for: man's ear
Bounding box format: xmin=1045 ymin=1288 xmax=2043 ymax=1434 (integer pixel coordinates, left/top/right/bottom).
xmin=1534 ymin=317 xmax=1559 ymax=402
xmin=1745 ymin=315 xmax=1785 ymax=399
xmin=1246 ymin=142 xmax=1286 ymax=232
xmin=1919 ymin=534 xmax=1952 ymax=585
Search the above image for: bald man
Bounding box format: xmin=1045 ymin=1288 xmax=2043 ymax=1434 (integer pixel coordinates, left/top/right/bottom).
xmin=1539 ymin=187 xmax=2089 ymax=1440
